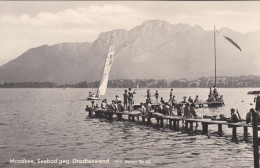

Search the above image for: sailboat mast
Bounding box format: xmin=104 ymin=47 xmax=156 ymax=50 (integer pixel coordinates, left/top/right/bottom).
xmin=214 ymin=26 xmax=217 ymax=87
xmin=96 ymin=35 xmax=113 ymax=97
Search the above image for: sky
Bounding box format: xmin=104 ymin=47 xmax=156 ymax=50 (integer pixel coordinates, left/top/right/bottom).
xmin=0 ymin=1 xmax=260 ymax=66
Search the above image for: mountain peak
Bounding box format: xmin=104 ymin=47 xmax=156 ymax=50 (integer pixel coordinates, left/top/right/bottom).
xmin=0 ymin=20 xmax=259 ymax=83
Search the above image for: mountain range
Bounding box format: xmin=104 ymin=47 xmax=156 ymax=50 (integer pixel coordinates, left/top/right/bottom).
xmin=0 ymin=20 xmax=259 ymax=84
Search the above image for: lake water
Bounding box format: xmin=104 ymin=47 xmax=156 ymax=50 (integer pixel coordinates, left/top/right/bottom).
xmin=0 ymin=88 xmax=259 ymax=168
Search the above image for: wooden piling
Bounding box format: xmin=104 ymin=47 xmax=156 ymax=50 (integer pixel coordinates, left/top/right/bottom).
xmin=231 ymin=126 xmax=237 ymax=142
xmin=190 ymin=121 xmax=193 ymax=130
xmin=252 ymin=108 xmax=259 ymax=168
xmin=142 ymin=116 xmax=145 ymax=123
xmin=218 ymin=124 xmax=223 ymax=136
xmin=160 ymin=118 xmax=164 ymax=127
xmin=243 ymin=126 xmax=248 ymax=141
xmin=202 ymin=123 xmax=208 ymax=135
xmin=147 ymin=117 xmax=151 ymax=125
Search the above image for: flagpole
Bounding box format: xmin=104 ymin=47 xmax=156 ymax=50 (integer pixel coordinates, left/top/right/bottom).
xmin=214 ymin=26 xmax=217 ymax=87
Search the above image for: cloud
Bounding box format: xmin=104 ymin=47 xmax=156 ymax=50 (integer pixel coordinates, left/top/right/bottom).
xmin=0 ymin=4 xmax=148 ymax=66
xmin=206 ymin=10 xmax=244 ymax=16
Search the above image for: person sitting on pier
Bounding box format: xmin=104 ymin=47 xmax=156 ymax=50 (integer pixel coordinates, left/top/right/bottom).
xmin=219 ymin=95 xmax=224 ymax=103
xmin=146 ymin=101 xmax=153 ymax=116
xmin=207 ymin=95 xmax=214 ymax=102
xmin=213 ymin=86 xmax=219 ymax=97
xmin=89 ymin=91 xmax=95 ymax=97
xmin=138 ymin=102 xmax=146 ymax=115
xmin=183 ymin=103 xmax=190 ymax=118
xmin=163 ymin=102 xmax=170 ymax=116
xmin=155 ymin=90 xmax=159 ymax=102
xmin=123 ymin=89 xmax=128 ymax=110
xmin=227 ymin=108 xmax=241 ymax=123
xmin=188 ymin=96 xmax=193 ymax=103
xmin=117 ymin=101 xmax=124 ymax=112
xmin=157 ymin=103 xmax=163 ymax=114
xmin=91 ymin=100 xmax=96 ymax=108
xmin=101 ymin=99 xmax=107 ymax=109
xmin=160 ymin=97 xmax=165 ymax=104
xmin=176 ymin=104 xmax=183 ymax=116
xmin=246 ymin=108 xmax=253 ymax=124
xmin=194 ymin=95 xmax=199 ymax=103
xmin=112 ymin=100 xmax=118 ymax=112
xmin=181 ymin=96 xmax=187 ymax=103
xmin=115 ymin=95 xmax=121 ymax=104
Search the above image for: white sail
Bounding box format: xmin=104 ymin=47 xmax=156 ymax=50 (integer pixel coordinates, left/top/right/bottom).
xmin=96 ymin=38 xmax=115 ymax=97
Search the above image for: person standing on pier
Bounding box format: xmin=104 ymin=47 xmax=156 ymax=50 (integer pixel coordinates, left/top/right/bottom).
xmin=190 ymin=103 xmax=197 ymax=118
xmin=183 ymin=103 xmax=190 ymax=118
xmin=194 ymin=95 xmax=199 ymax=103
xmin=188 ymin=96 xmax=193 ymax=103
xmin=171 ymin=96 xmax=177 ymax=108
xmin=170 ymin=88 xmax=174 ymax=98
xmin=155 ymin=90 xmax=159 ymax=102
xmin=176 ymin=104 xmax=183 ymax=116
xmin=123 ymin=89 xmax=128 ymax=110
xmin=128 ymin=88 xmax=134 ymax=112
xmin=147 ymin=89 xmax=151 ymax=101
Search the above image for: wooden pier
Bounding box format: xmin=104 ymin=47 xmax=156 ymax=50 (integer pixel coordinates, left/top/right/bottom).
xmin=86 ymin=108 xmax=255 ymax=142
xmin=133 ymin=101 xmax=224 ymax=110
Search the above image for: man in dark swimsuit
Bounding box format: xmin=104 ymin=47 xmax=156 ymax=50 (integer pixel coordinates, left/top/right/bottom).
xmin=123 ymin=89 xmax=128 ymax=110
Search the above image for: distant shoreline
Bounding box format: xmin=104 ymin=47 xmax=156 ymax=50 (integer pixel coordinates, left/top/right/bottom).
xmin=0 ymin=76 xmax=259 ymax=88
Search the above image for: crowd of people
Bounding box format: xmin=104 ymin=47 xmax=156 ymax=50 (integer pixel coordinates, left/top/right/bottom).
xmin=206 ymin=86 xmax=224 ymax=103
xmin=87 ymin=88 xmax=201 ymax=119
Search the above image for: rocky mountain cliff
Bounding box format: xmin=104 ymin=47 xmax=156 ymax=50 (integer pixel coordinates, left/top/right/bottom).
xmin=0 ymin=20 xmax=259 ymax=84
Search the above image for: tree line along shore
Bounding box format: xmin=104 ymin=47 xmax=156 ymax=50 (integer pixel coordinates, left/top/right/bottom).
xmin=0 ymin=76 xmax=259 ymax=88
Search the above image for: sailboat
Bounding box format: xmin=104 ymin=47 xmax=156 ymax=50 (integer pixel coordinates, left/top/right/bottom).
xmin=87 ymin=36 xmax=115 ymax=101
xmin=207 ymin=26 xmax=242 ymax=106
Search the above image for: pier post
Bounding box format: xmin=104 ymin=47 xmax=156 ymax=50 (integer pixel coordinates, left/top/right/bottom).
xmin=231 ymin=126 xmax=237 ymax=142
xmin=218 ymin=124 xmax=223 ymax=136
xmin=252 ymin=102 xmax=259 ymax=168
xmin=173 ymin=120 xmax=177 ymax=130
xmin=202 ymin=123 xmax=208 ymax=135
xmin=147 ymin=117 xmax=151 ymax=125
xmin=137 ymin=116 xmax=139 ymax=122
xmin=169 ymin=119 xmax=172 ymax=129
xmin=243 ymin=126 xmax=248 ymax=141
xmin=176 ymin=120 xmax=180 ymax=130
xmin=132 ymin=115 xmax=135 ymax=122
xmin=156 ymin=118 xmax=160 ymax=127
xmin=142 ymin=116 xmax=145 ymax=123
xmin=160 ymin=118 xmax=164 ymax=127
xmin=128 ymin=115 xmax=131 ymax=121
xmin=190 ymin=121 xmax=193 ymax=131
xmin=185 ymin=121 xmax=189 ymax=129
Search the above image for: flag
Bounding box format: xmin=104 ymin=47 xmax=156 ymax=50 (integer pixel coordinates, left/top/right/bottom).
xmin=216 ymin=30 xmax=242 ymax=52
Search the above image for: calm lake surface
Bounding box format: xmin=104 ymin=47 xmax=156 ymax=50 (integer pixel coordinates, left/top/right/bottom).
xmin=0 ymin=88 xmax=259 ymax=168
